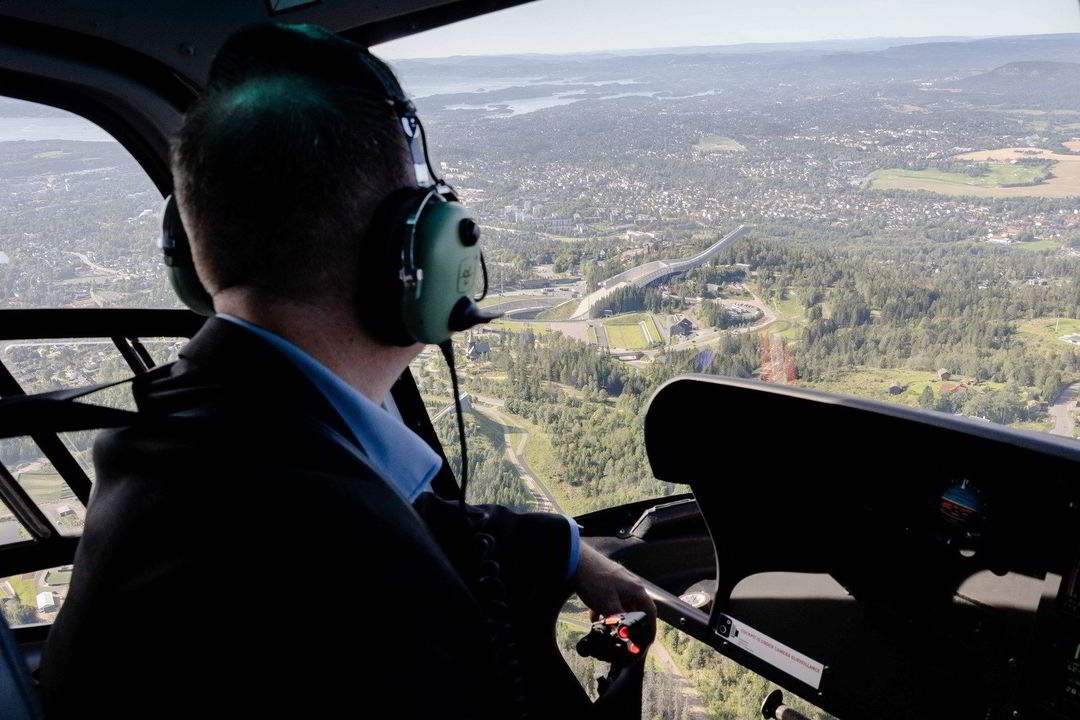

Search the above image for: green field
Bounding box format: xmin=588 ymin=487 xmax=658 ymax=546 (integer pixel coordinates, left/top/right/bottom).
xmin=1012 ymin=239 xmax=1062 ymax=251
xmin=602 ymin=313 xmax=661 ymax=350
xmin=44 ymin=569 xmax=72 ymax=586
xmin=492 ymin=319 xmax=553 ymax=334
xmin=806 ymin=366 xmax=1013 ymax=407
xmin=536 ymin=299 xmax=579 ymax=320
xmin=772 ymin=291 xmax=806 ymax=321
xmin=16 ymin=471 xmax=75 ymax=505
xmin=478 ymin=293 xmax=549 ymax=308
xmin=7 ymin=575 xmax=35 ymax=607
xmin=694 ymin=134 xmax=746 ymax=153
xmin=871 ymin=164 xmax=1049 ymax=193
xmin=1017 ymin=317 xmax=1080 ymax=351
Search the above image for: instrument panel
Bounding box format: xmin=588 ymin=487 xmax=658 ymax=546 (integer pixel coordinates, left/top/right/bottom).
xmin=643 ymin=376 xmax=1080 ymax=720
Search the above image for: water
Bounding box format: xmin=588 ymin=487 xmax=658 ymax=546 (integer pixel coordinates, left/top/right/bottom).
xmin=402 ymin=75 xmax=642 ymax=98
xmin=0 ymin=519 xmax=27 ymax=546
xmin=401 ymin=76 xmax=545 ymax=98
xmin=446 ymin=92 xmax=587 ymax=115
xmin=444 ymin=89 xmax=660 ymax=116
xmin=0 ymin=117 xmax=114 ymax=143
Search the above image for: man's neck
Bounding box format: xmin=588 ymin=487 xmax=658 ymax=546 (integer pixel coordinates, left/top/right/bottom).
xmin=213 ymin=289 xmax=422 ymax=403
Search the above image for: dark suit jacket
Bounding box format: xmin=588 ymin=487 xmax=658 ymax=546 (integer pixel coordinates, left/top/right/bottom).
xmin=40 ymin=317 xmax=585 ymax=719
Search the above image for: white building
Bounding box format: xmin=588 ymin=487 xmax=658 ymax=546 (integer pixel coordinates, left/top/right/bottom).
xmin=37 ymin=591 xmax=58 ymax=613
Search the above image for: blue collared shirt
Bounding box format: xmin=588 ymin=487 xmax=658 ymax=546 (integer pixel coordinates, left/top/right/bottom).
xmin=217 ymin=314 xmax=580 ymax=580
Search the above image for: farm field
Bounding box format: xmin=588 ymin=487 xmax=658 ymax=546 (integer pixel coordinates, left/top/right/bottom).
xmin=806 ymin=366 xmax=1005 ymax=408
xmin=15 ymin=471 xmax=75 ymax=505
xmin=870 ymin=162 xmax=1051 ymax=196
xmin=875 ymin=145 xmax=1080 ymax=198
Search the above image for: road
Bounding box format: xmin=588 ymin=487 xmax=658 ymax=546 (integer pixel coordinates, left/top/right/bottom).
xmin=1050 ymin=381 xmax=1080 ymax=437
xmin=471 ymin=396 xmax=564 ymax=514
xmin=664 ymin=295 xmax=776 ymax=353
xmin=63 ymin=250 xmax=121 ymax=276
xmin=648 ymin=641 xmax=710 ymax=720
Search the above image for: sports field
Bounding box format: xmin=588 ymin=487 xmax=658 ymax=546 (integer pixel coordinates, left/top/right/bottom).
xmin=602 ymin=313 xmax=662 ymax=350
xmin=873 ymin=145 xmax=1080 ymax=198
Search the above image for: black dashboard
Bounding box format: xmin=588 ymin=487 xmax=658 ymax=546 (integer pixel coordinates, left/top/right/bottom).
xmin=641 ymin=375 xmax=1080 ymax=720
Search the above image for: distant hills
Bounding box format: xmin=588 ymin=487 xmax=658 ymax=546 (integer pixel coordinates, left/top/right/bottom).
xmin=398 ymin=33 xmax=1080 ymax=113
xmin=949 ymin=60 xmax=1080 ymax=95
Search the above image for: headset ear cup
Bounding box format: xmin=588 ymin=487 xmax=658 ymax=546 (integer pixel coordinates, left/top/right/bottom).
xmin=360 ymin=187 xmax=431 ymax=346
xmin=160 ymin=195 xmax=214 ymax=316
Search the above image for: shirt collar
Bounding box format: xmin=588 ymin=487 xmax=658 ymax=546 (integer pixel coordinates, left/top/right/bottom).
xmin=216 ymin=314 xmax=442 ymax=502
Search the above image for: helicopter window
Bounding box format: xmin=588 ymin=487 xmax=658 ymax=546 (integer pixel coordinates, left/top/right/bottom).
xmin=381 ymin=0 xmax=1078 ymax=714
xmin=0 ymin=96 xmax=181 ymax=311
xmin=0 ymin=499 xmax=31 ymax=547
xmin=0 ymin=95 xmax=192 ymax=629
xmin=0 ymin=565 xmax=72 ymax=627
xmin=0 ymin=439 xmax=85 ymax=537
xmin=387 ymin=0 xmax=1080 ymax=509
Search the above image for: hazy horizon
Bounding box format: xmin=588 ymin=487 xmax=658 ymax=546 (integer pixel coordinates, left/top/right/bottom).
xmin=376 ymin=0 xmax=1080 ymax=60
xmin=380 ymin=30 xmax=1075 ymax=62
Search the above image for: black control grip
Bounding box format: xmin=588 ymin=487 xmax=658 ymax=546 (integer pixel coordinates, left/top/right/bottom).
xmin=576 ymin=611 xmax=649 ymax=665
xmin=761 ymin=690 xmax=810 ymax=720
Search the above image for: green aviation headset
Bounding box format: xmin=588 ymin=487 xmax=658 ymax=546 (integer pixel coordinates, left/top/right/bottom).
xmin=160 ymin=24 xmax=499 ymax=346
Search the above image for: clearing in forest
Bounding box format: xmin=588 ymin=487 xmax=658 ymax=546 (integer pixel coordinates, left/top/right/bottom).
xmin=872 ymin=144 xmax=1080 ymax=198
xmin=694 ymin=134 xmax=745 ymax=153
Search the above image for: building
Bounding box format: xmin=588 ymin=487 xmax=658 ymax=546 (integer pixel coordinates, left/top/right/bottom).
xmin=669 ymin=318 xmax=694 ymax=337
xmin=37 ymin=591 xmax=58 ymax=613
xmin=465 ymin=338 xmax=490 ymax=360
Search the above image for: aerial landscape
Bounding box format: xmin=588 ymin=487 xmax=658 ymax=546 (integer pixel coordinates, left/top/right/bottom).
xmin=4 ymin=26 xmax=1080 ymax=719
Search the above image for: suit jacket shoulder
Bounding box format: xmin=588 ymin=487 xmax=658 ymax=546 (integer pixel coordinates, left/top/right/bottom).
xmin=40 ymin=319 xmax=511 ymax=718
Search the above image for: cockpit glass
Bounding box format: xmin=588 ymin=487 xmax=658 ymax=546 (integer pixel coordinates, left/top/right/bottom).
xmin=0 ymin=97 xmax=181 ymax=310
xmin=385 ymin=2 xmax=1080 ymax=711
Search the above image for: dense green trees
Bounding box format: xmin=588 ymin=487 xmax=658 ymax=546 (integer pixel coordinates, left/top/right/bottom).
xmin=590 ymin=285 xmax=683 ymax=318
xmin=435 ymin=413 xmax=532 ymax=511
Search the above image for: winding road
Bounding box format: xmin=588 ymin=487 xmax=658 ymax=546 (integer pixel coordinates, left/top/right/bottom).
xmin=471 ymin=395 xmax=564 ymax=514
xmin=1050 ymin=381 xmax=1080 ymax=437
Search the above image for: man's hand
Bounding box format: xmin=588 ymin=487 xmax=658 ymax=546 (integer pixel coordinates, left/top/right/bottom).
xmin=573 ymin=543 xmax=658 ymax=644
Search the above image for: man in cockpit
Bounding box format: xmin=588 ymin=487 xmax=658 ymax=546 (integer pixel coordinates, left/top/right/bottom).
xmin=40 ymin=22 xmax=654 ymax=719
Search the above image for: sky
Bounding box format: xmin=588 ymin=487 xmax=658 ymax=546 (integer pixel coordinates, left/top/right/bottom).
xmin=376 ymin=0 xmax=1080 ymax=59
